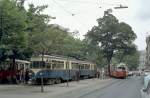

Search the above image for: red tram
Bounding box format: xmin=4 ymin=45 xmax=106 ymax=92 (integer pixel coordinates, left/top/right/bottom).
xmin=110 ymin=63 xmax=128 ymax=79
xmin=0 ymin=60 xmax=30 ymax=83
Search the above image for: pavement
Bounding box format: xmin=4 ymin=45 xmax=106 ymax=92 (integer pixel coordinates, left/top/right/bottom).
xmin=0 ymin=76 xmax=143 ymax=98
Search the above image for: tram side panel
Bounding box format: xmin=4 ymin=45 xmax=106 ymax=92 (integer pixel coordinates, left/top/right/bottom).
xmin=30 ymin=56 xmax=97 ymax=84
xmin=30 ymin=69 xmax=94 ymax=83
xmin=31 ymin=69 xmax=96 ymax=83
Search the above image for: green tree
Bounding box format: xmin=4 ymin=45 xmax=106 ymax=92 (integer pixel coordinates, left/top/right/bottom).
xmin=16 ymin=0 xmax=26 ymax=10
xmin=115 ymin=22 xmax=137 ymax=63
xmin=25 ymin=3 xmax=84 ymax=61
xmin=24 ymin=3 xmax=52 ymax=64
xmin=86 ymin=9 xmax=136 ymax=75
xmin=26 ymin=4 xmax=50 ymax=33
xmin=0 ymin=0 xmax=28 ymax=66
xmin=122 ymin=51 xmax=139 ymax=70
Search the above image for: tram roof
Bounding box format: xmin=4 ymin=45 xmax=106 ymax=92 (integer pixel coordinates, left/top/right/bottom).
xmin=31 ymin=55 xmax=95 ymax=64
xmin=6 ymin=59 xmax=30 ymax=64
xmin=15 ymin=60 xmax=30 ymax=64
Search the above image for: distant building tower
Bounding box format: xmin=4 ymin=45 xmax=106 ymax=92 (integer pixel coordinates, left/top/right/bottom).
xmin=139 ymin=50 xmax=146 ymax=71
xmin=146 ymin=35 xmax=150 ymax=69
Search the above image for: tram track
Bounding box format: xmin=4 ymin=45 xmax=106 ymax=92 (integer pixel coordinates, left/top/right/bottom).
xmin=51 ymin=79 xmax=122 ymax=98
xmin=55 ymin=77 xmax=142 ymax=98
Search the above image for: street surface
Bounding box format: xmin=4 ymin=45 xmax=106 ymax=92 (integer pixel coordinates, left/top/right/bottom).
xmin=0 ymin=76 xmax=143 ymax=98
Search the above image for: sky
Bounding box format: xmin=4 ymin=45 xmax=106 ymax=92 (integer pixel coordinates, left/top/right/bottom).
xmin=25 ymin=0 xmax=150 ymax=51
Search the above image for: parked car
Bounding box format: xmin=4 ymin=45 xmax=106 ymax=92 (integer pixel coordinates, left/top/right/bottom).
xmin=128 ymin=71 xmax=133 ymax=76
xmin=141 ymin=75 xmax=150 ymax=98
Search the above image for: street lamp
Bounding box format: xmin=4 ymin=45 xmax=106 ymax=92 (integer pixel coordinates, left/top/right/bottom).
xmin=114 ymin=4 xmax=128 ymax=9
xmin=40 ymin=54 xmax=45 ymax=93
xmin=66 ymin=57 xmax=69 ymax=87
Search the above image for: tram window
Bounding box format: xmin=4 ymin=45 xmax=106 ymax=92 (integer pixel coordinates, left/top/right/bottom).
xmin=0 ymin=64 xmax=4 ymax=71
xmin=66 ymin=62 xmax=69 ymax=69
xmin=31 ymin=61 xmax=45 ymax=68
xmin=39 ymin=62 xmax=46 ymax=68
xmin=71 ymin=62 xmax=79 ymax=69
xmin=46 ymin=63 xmax=51 ymax=69
xmin=80 ymin=65 xmax=85 ymax=69
xmin=0 ymin=62 xmax=11 ymax=71
xmin=90 ymin=65 xmax=94 ymax=70
xmin=4 ymin=64 xmax=10 ymax=70
xmin=17 ymin=63 xmax=24 ymax=70
xmin=122 ymin=67 xmax=125 ymax=70
xmin=32 ymin=61 xmax=39 ymax=68
xmin=117 ymin=67 xmax=125 ymax=71
xmin=85 ymin=64 xmax=90 ymax=69
xmin=52 ymin=60 xmax=64 ymax=69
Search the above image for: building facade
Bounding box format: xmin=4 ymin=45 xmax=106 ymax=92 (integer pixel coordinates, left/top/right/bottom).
xmin=139 ymin=50 xmax=146 ymax=71
xmin=146 ymin=36 xmax=150 ymax=69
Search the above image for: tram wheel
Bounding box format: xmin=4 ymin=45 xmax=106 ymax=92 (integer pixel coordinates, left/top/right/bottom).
xmin=55 ymin=78 xmax=61 ymax=84
xmin=48 ymin=79 xmax=55 ymax=85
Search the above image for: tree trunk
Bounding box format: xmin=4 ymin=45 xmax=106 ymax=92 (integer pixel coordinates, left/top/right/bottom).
xmin=107 ymin=52 xmax=113 ymax=77
xmin=108 ymin=61 xmax=111 ymax=77
xmin=41 ymin=50 xmax=45 ymax=68
xmin=41 ymin=50 xmax=45 ymax=92
xmin=12 ymin=55 xmax=15 ymax=70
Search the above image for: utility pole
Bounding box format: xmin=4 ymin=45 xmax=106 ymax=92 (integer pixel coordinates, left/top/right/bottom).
xmin=41 ymin=53 xmax=44 ymax=92
xmin=66 ymin=57 xmax=69 ymax=87
xmin=114 ymin=4 xmax=128 ymax=9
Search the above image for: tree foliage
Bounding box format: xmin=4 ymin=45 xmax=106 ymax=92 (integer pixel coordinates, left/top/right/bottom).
xmin=0 ymin=0 xmax=28 ymax=65
xmin=0 ymin=0 xmax=85 ymax=63
xmin=86 ymin=9 xmax=137 ymax=72
xmin=122 ymin=51 xmax=139 ymax=70
xmin=0 ymin=1 xmax=139 ymax=72
xmin=30 ymin=24 xmax=85 ymax=60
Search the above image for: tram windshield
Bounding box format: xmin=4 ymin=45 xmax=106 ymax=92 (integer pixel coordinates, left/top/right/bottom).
xmin=31 ymin=61 xmax=46 ymax=68
xmin=117 ymin=67 xmax=126 ymax=71
xmin=0 ymin=60 xmax=30 ymax=71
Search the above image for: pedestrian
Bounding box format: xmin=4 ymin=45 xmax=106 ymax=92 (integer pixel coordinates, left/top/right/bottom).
xmin=100 ymin=68 xmax=105 ymax=79
xmin=20 ymin=68 xmax=24 ymax=83
xmin=25 ymin=68 xmax=30 ymax=84
xmin=76 ymin=71 xmax=80 ymax=82
xmin=97 ymin=71 xmax=100 ymax=79
xmin=16 ymin=69 xmax=20 ymax=84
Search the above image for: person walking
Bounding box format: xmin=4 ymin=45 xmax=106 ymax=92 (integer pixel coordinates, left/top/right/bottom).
xmin=97 ymin=71 xmax=100 ymax=79
xmin=20 ymin=68 xmax=24 ymax=83
xmin=76 ymin=71 xmax=80 ymax=82
xmin=25 ymin=68 xmax=30 ymax=84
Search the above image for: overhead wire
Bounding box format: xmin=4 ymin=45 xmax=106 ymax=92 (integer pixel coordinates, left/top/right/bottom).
xmin=53 ymin=0 xmax=123 ymax=9
xmin=51 ymin=0 xmax=123 ymax=15
xmin=57 ymin=0 xmax=99 ymax=5
xmin=56 ymin=0 xmax=119 ymax=6
xmin=51 ymin=0 xmax=74 ymax=15
xmin=51 ymin=0 xmax=93 ymax=31
xmin=50 ymin=0 xmax=127 ymax=34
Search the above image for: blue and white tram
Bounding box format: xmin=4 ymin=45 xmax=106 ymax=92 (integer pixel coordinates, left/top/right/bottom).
xmin=30 ymin=55 xmax=96 ymax=84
